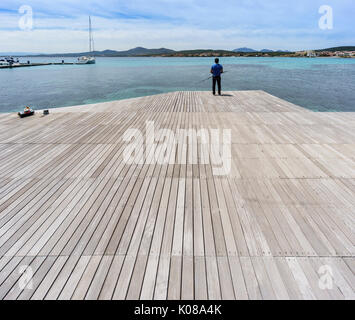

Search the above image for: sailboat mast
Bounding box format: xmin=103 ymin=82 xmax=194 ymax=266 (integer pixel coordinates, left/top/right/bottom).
xmin=89 ymin=16 xmax=92 ymax=53
xmin=78 ymin=16 xmax=96 ymax=63
xmin=91 ymin=19 xmax=95 ymax=52
xmin=88 ymin=16 xmax=95 ymax=53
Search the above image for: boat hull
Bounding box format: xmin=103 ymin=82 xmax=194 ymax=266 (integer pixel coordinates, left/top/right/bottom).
xmin=77 ymin=57 xmax=96 ymax=65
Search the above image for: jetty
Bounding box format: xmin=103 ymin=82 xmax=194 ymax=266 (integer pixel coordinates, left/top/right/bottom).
xmin=0 ymin=62 xmax=77 ymax=69
xmin=0 ymin=91 xmax=354 ymax=300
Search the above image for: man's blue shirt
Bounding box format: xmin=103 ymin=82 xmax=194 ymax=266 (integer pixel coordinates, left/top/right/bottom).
xmin=211 ymin=63 xmax=223 ymax=77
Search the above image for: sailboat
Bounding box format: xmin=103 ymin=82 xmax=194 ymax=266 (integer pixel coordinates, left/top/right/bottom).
xmin=77 ymin=16 xmax=96 ymax=64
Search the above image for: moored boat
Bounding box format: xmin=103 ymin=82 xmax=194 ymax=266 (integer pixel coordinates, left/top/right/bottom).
xmin=77 ymin=56 xmax=96 ymax=64
xmin=77 ymin=16 xmax=96 ymax=65
xmin=0 ymin=57 xmax=20 ymax=66
xmin=0 ymin=59 xmax=10 ymax=66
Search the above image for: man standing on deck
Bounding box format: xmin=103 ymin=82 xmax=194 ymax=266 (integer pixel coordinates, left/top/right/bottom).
xmin=211 ymin=58 xmax=223 ymax=95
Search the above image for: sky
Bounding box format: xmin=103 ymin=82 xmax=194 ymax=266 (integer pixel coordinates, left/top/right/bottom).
xmin=0 ymin=0 xmax=354 ymax=53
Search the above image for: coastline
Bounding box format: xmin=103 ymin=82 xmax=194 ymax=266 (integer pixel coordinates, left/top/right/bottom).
xmin=7 ymin=55 xmax=354 ymax=59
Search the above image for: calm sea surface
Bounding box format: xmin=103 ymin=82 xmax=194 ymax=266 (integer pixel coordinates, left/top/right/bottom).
xmin=0 ymin=56 xmax=354 ymax=112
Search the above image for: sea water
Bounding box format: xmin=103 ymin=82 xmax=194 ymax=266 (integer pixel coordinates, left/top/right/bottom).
xmin=0 ymin=56 xmax=354 ymax=112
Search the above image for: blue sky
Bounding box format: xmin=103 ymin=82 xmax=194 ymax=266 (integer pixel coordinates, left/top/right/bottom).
xmin=0 ymin=0 xmax=354 ymax=53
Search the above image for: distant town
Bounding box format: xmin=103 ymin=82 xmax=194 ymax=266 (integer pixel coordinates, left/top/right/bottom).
xmin=157 ymin=50 xmax=355 ymax=58
xmin=157 ymin=46 xmax=355 ymax=58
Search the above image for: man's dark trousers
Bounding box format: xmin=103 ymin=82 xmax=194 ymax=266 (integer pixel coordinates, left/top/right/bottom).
xmin=213 ymin=76 xmax=221 ymax=95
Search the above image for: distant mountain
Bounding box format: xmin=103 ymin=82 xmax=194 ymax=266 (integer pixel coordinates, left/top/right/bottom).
xmin=34 ymin=47 xmax=176 ymax=57
xmin=232 ymin=48 xmax=293 ymax=53
xmin=120 ymin=47 xmax=175 ymax=56
xmin=233 ymin=47 xmax=257 ymax=53
xmin=316 ymin=46 xmax=355 ymax=52
xmin=94 ymin=49 xmax=121 ymax=56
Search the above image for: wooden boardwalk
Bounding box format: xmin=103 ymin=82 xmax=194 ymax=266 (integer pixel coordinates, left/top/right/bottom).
xmin=0 ymin=91 xmax=354 ymax=300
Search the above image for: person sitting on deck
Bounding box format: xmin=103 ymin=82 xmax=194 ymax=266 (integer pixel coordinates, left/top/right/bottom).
xmin=210 ymin=58 xmax=224 ymax=96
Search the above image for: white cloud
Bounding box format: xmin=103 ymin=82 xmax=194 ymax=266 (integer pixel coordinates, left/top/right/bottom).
xmin=0 ymin=0 xmax=354 ymax=52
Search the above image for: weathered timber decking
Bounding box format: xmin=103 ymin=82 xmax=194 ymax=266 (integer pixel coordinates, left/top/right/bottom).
xmin=0 ymin=91 xmax=354 ymax=300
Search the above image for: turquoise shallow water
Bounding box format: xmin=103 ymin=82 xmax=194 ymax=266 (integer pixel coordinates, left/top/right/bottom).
xmin=0 ymin=57 xmax=354 ymax=112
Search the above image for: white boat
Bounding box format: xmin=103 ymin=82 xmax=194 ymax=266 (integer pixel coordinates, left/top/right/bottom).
xmin=0 ymin=57 xmax=19 ymax=66
xmin=77 ymin=17 xmax=96 ymax=65
xmin=0 ymin=59 xmax=10 ymax=66
xmin=77 ymin=56 xmax=96 ymax=64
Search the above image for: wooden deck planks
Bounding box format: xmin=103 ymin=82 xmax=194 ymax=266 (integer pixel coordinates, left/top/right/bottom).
xmin=0 ymin=91 xmax=354 ymax=300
